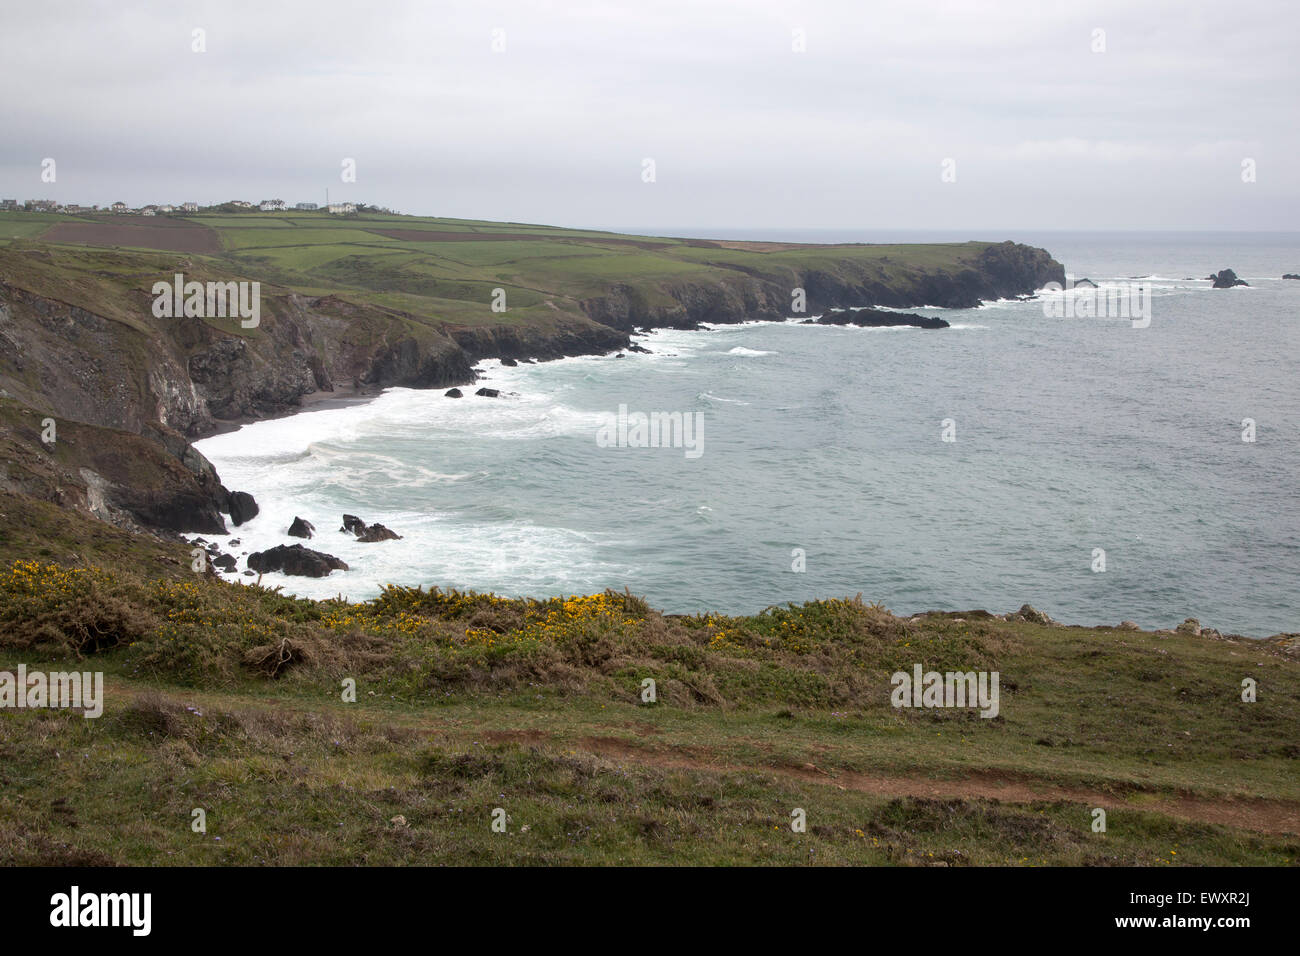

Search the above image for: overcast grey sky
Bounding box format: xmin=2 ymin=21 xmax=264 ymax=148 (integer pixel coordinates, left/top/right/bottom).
xmin=1 ymin=0 xmax=1296 ymax=231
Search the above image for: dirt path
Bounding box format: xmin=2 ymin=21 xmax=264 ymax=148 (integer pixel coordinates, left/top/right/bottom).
xmin=99 ymin=677 xmax=1300 ymax=838
xmin=481 ymin=730 xmax=1300 ymax=837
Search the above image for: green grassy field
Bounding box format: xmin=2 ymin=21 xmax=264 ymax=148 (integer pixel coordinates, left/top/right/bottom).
xmin=0 ymin=209 xmax=1015 ymax=330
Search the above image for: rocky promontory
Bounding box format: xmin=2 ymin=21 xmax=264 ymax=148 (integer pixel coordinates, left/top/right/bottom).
xmin=0 ymin=227 xmax=1064 ymax=540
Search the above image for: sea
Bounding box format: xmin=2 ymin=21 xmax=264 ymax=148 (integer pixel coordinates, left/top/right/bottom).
xmin=194 ymin=230 xmax=1300 ymax=637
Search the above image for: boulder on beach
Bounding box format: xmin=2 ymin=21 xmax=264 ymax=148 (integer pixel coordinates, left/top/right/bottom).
xmin=1207 ymin=269 xmax=1248 ymax=288
xmin=501 ymin=357 xmax=518 ymax=367
xmin=212 ymin=553 xmax=238 ymax=572
xmin=227 ymin=490 xmax=259 ymax=526
xmin=288 ymin=516 xmax=315 ymax=539
xmin=247 ymin=544 xmax=348 ymax=578
xmin=475 ymin=387 xmax=500 ymax=398
xmin=444 ymin=388 xmax=463 ymax=398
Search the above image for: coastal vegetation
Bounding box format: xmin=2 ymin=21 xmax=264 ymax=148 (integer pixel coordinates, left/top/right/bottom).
xmin=5 ymin=211 xmax=1294 ymax=866
xmin=0 ymin=511 xmax=1297 ymax=865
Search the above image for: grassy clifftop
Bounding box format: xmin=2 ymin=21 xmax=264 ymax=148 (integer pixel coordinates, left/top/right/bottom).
xmin=1 ymin=211 xmax=1063 ymax=438
xmin=0 ymin=210 xmax=1064 ymax=539
xmin=0 ymin=544 xmax=1296 ymax=866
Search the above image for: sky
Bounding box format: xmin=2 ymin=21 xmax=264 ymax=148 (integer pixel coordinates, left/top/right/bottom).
xmin=1 ymin=0 xmax=1296 ymax=232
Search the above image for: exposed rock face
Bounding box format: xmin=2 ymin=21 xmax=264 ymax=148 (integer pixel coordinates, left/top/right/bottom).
xmin=0 ymin=398 xmax=228 ymax=534
xmin=247 ymin=543 xmax=348 ymax=577
xmin=0 ymin=237 xmax=1066 ymax=544
xmin=579 ymin=241 xmax=1064 ymax=330
xmin=338 ymin=513 xmax=401 ymax=542
xmin=1117 ymin=620 xmax=1141 ymax=631
xmin=227 ymin=490 xmax=259 ymax=526
xmin=1208 ymin=269 xmax=1248 ymax=288
xmin=475 ymin=387 xmax=500 ymax=398
xmin=1013 ymin=604 xmax=1055 ymax=625
xmin=444 ymin=388 xmax=463 ymax=398
xmin=288 ymin=516 xmax=315 ymax=538
xmin=212 ymin=553 xmax=238 ymax=571
xmin=812 ymin=308 xmax=949 ymax=329
xmin=1283 ymin=274 xmax=1299 ymax=280
xmin=356 ymin=522 xmax=401 ymax=542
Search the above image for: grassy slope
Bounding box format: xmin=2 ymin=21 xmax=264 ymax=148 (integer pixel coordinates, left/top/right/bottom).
xmin=3 ymin=210 xmax=1015 ymax=330
xmin=1 ymin=526 xmax=1296 ymax=866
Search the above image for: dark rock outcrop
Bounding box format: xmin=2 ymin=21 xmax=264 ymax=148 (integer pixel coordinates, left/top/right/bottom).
xmin=212 ymin=553 xmax=238 ymax=572
xmin=288 ymin=516 xmax=315 ymax=538
xmin=812 ymin=308 xmax=949 ymax=329
xmin=1208 ymin=269 xmax=1248 ymax=288
xmin=338 ymin=513 xmax=401 ymax=542
xmin=475 ymin=387 xmax=500 ymax=398
xmin=445 ymin=388 xmax=463 ymax=398
xmin=247 ymin=543 xmax=348 ymax=577
xmin=356 ymin=523 xmax=401 ymax=542
xmin=228 ymin=490 xmax=259 ymax=526
xmin=1283 ymin=274 xmax=1299 ymax=280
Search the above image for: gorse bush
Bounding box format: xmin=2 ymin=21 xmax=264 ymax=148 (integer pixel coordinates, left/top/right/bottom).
xmin=0 ymin=560 xmax=155 ymax=655
xmin=0 ymin=561 xmax=1012 ymax=706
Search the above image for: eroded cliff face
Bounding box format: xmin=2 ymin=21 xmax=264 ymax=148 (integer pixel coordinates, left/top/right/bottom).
xmin=580 ymin=241 xmax=1066 ymax=330
xmin=0 ymin=398 xmax=229 ymax=535
xmin=0 ymin=239 xmax=1064 ymax=535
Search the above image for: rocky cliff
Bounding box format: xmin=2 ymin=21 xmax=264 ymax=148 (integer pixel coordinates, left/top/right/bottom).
xmin=0 ymin=237 xmax=1064 ymax=537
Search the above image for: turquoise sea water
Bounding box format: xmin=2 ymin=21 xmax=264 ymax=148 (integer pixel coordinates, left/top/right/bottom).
xmin=196 ymin=231 xmax=1300 ymax=636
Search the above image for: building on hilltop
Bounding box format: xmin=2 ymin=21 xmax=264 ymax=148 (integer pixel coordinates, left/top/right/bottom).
xmin=111 ymin=202 xmax=128 ymax=213
xmin=181 ymin=202 xmax=198 ymax=212
xmin=295 ymin=202 xmax=318 ymax=210
xmin=327 ymin=202 xmax=356 ymax=214
xmin=259 ymin=199 xmax=286 ymax=211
